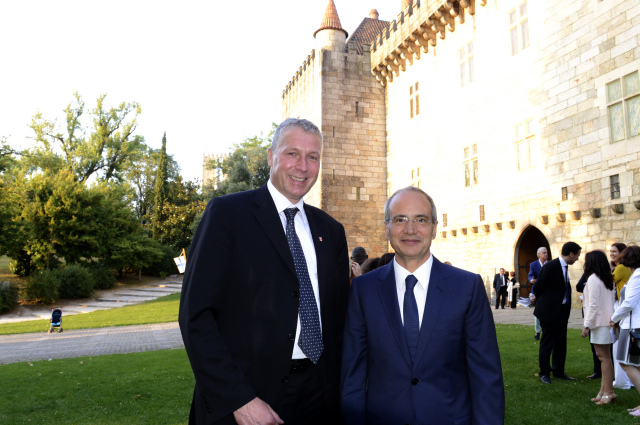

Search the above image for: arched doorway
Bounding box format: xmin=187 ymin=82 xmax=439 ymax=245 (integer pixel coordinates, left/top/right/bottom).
xmin=515 ymin=226 xmax=551 ymax=297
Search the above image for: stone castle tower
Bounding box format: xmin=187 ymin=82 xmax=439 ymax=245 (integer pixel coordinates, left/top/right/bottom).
xmin=282 ymin=0 xmax=390 ymax=256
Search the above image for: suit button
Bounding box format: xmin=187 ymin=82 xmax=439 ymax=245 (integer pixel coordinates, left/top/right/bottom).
xmin=292 ymin=290 xmax=299 ymax=298
xmin=281 ymin=376 xmax=288 ymax=383
xmin=411 ymin=378 xmax=419 ymax=385
xmin=288 ymin=333 xmax=295 ymax=341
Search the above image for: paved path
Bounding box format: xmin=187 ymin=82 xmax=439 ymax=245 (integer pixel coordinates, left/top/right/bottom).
xmin=0 ymin=322 xmax=183 ymax=365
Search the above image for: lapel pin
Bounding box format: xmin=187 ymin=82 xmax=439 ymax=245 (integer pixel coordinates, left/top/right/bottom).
xmin=319 ymin=237 xmax=323 ymax=242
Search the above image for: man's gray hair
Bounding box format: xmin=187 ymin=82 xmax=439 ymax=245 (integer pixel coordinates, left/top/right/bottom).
xmin=537 ymin=247 xmax=547 ymax=256
xmin=270 ymin=118 xmax=323 ymax=152
xmin=384 ymin=186 xmax=438 ymax=223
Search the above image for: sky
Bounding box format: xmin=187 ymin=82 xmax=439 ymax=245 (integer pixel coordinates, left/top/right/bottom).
xmin=0 ymin=0 xmax=401 ymax=183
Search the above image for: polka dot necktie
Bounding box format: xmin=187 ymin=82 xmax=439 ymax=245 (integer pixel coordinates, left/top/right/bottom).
xmin=284 ymin=208 xmax=323 ymax=364
xmin=404 ymin=274 xmax=419 ymax=363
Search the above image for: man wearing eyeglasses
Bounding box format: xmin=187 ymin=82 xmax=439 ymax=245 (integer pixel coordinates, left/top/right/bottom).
xmin=341 ymin=186 xmax=504 ymax=425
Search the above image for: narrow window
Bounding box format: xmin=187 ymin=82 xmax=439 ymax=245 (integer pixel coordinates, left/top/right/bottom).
xmin=509 ymin=1 xmax=530 ymax=56
xmin=561 ymin=187 xmax=568 ymax=201
xmin=479 ymin=205 xmax=485 ymax=222
xmin=409 ymin=82 xmax=420 ymax=118
xmin=443 ymin=213 xmax=448 ymax=228
xmin=606 ymin=71 xmax=640 ymax=142
xmin=610 ymin=175 xmax=620 ymax=199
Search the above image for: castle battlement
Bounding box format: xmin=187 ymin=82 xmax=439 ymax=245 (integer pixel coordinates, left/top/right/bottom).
xmin=370 ymin=0 xmax=486 ymax=86
xmin=282 ymin=50 xmax=316 ymax=98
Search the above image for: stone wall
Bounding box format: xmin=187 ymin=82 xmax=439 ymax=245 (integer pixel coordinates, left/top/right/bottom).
xmin=378 ymin=0 xmax=640 ymax=302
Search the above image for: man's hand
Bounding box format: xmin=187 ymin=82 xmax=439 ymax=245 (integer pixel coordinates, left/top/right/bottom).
xmin=233 ymin=397 xmax=284 ymax=425
xmin=530 ymin=278 xmax=536 ymax=284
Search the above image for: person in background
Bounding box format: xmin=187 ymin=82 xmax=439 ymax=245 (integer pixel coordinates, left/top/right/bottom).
xmin=581 ymin=250 xmax=616 ymax=405
xmin=534 ymin=241 xmax=582 ymax=384
xmin=378 ymin=252 xmax=395 ymax=267
xmin=493 ymin=268 xmax=509 ymax=310
xmin=610 ymin=246 xmax=640 ymax=417
xmin=350 ymin=246 xmax=368 ymax=282
xmin=507 ymin=271 xmax=520 ymax=309
xmin=529 ymin=247 xmax=549 ymax=340
xmin=611 ymin=243 xmax=633 ymax=389
xmin=360 ymin=257 xmax=381 ymax=274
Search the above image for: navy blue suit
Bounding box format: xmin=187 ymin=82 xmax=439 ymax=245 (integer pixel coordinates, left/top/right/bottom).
xmin=528 ymin=260 xmax=543 ymax=283
xmin=341 ymin=258 xmax=504 ymax=425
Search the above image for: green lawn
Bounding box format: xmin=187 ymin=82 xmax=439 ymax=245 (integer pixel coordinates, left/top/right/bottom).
xmin=0 ymin=293 xmax=181 ymax=335
xmin=1 ymin=324 xmax=640 ymax=424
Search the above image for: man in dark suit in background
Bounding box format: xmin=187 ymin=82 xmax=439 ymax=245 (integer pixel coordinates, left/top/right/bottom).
xmin=529 ymin=247 xmax=549 ymax=340
xmin=493 ymin=268 xmax=509 ymax=309
xmin=533 ymin=241 xmax=582 ymax=384
xmin=341 ymin=187 xmax=504 ymax=424
xmin=179 ymin=118 xmax=350 ymax=424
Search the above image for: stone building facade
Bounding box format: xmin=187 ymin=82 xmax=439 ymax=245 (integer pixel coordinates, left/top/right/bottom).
xmin=283 ymin=0 xmax=640 ymax=300
xmin=202 ymin=153 xmax=229 ymax=187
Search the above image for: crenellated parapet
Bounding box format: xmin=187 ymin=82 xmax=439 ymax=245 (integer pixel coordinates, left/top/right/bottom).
xmin=282 ymin=50 xmax=316 ymax=98
xmin=370 ymin=0 xmax=486 ymax=86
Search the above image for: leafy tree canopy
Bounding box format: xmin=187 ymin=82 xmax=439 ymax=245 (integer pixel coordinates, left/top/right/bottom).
xmin=202 ymin=123 xmax=276 ymax=200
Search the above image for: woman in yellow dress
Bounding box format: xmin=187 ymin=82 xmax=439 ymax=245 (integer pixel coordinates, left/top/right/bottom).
xmin=611 ymin=243 xmax=633 ymax=389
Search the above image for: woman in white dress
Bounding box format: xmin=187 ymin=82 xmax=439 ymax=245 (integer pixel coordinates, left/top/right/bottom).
xmin=581 ymin=250 xmax=616 ymax=405
xmin=610 ymin=246 xmax=640 ymax=416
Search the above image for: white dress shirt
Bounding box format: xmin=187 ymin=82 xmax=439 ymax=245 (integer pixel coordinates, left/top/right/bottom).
xmin=267 ymin=180 xmax=321 ymax=359
xmin=559 ymin=256 xmax=568 ymax=304
xmin=394 ymin=255 xmax=433 ymax=328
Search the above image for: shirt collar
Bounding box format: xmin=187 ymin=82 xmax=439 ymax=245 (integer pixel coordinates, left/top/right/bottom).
xmin=559 ymin=256 xmax=568 ymax=268
xmin=393 ymin=254 xmax=433 ymax=291
xmin=267 ymin=179 xmax=308 ymax=222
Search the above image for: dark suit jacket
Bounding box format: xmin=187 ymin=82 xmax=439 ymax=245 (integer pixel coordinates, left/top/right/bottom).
xmin=533 ymin=258 xmax=571 ymax=323
xmin=528 ymin=260 xmax=543 ymax=282
xmin=341 ymin=258 xmax=504 ymax=425
xmin=179 ymin=185 xmax=350 ymax=424
xmin=493 ymin=273 xmax=508 ymax=292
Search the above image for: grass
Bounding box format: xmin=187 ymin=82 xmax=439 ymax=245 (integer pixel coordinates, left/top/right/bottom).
xmin=501 ymin=324 xmax=639 ymax=424
xmin=0 ymin=293 xmax=180 ymax=335
xmin=1 ymin=324 xmax=640 ymax=424
xmin=0 ymin=349 xmax=193 ymax=425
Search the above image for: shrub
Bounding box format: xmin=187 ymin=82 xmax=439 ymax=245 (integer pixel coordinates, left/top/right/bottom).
xmin=143 ymin=244 xmax=179 ymax=277
xmin=24 ymin=270 xmax=60 ymax=304
xmin=0 ymin=281 xmax=20 ymax=313
xmin=88 ymin=263 xmax=117 ymax=290
xmin=56 ymin=265 xmax=95 ymax=299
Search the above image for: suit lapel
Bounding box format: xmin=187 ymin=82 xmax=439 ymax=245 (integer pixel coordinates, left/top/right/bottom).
xmin=305 ymin=205 xmax=328 ymax=307
xmin=252 ymin=186 xmax=297 ymax=280
xmin=377 ymin=263 xmax=412 ymax=367
xmin=413 ymin=257 xmax=447 ymax=367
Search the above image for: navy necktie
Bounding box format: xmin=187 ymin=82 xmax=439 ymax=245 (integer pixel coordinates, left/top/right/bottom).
xmin=404 ymin=274 xmax=419 ymax=363
xmin=284 ymin=208 xmax=323 ymax=364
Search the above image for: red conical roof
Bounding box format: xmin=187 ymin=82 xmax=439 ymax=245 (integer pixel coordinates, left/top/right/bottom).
xmin=314 ymin=0 xmax=348 ymax=38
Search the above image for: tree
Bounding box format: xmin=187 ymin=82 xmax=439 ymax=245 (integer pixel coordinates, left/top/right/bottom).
xmin=9 ymin=170 xmax=141 ymax=273
xmin=202 ymin=123 xmax=276 ymax=200
xmin=26 ymin=92 xmax=146 ymax=183
xmin=126 ymin=145 xmax=180 ymax=220
xmin=152 ymin=132 xmax=169 ymax=238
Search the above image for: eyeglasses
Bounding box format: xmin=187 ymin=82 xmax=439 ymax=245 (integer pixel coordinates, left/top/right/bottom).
xmin=386 ymin=216 xmax=435 ymax=228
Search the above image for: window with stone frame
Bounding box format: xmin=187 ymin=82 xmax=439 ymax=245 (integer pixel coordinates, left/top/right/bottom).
xmin=515 ymin=118 xmax=538 ymax=170
xmin=610 ymin=175 xmax=620 ymax=200
xmin=463 ymin=144 xmax=478 ymax=187
xmin=606 ymin=71 xmax=640 ymax=143
xmin=409 ymin=82 xmax=420 ymax=119
xmin=509 ymin=1 xmax=530 ymax=56
xmin=459 ymin=41 xmax=474 ymax=87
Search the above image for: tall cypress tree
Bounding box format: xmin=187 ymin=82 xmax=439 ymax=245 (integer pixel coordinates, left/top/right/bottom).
xmin=153 ymin=132 xmax=168 ymax=239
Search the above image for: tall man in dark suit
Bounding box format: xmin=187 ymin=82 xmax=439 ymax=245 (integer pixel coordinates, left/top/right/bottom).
xmin=533 ymin=241 xmax=582 ymax=384
xmin=179 ymin=118 xmax=350 ymax=424
xmin=528 ymin=247 xmax=548 ymax=340
xmin=341 ymin=187 xmax=504 ymax=425
xmin=493 ymin=268 xmax=509 ymax=309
